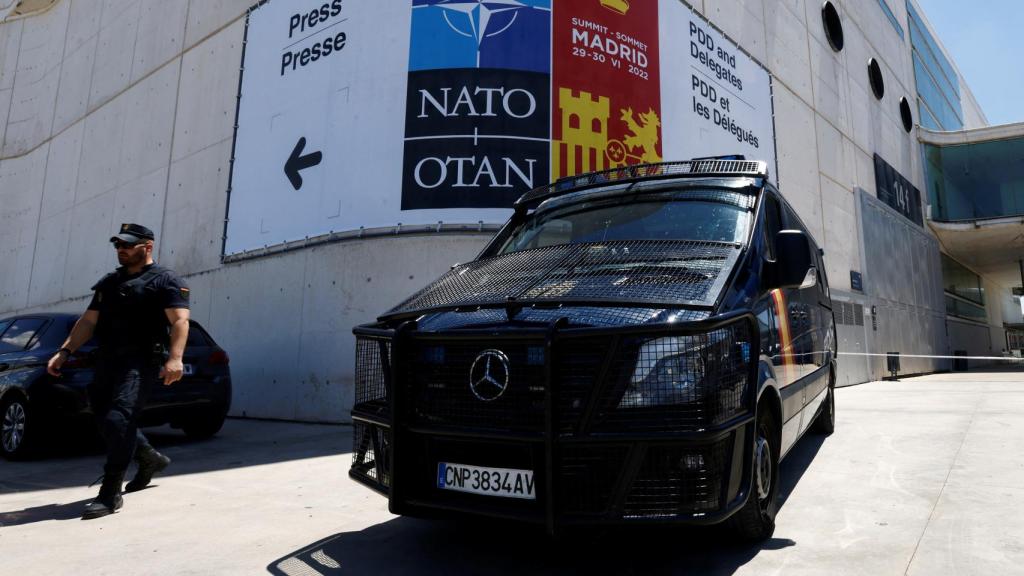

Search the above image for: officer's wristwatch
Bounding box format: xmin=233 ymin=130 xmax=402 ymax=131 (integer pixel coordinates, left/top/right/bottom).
xmin=57 ymin=347 xmax=72 ymax=357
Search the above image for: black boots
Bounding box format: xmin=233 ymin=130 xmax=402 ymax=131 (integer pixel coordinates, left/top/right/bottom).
xmin=81 ymin=447 xmax=170 ymax=519
xmin=124 ymin=445 xmax=171 ymax=493
xmin=82 ymin=473 xmax=124 ymax=520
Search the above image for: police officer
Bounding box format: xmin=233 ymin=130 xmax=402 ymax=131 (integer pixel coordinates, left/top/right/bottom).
xmin=47 ymin=223 xmax=190 ymax=520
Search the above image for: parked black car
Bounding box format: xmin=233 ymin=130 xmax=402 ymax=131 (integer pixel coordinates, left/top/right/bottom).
xmin=350 ymin=159 xmax=836 ymax=540
xmin=0 ymin=313 xmax=232 ymax=459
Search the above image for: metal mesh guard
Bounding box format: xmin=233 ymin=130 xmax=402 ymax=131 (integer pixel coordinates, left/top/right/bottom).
xmin=517 ymin=159 xmax=767 ymax=207
xmin=385 ymin=240 xmax=739 ymax=318
xmin=354 ymin=337 xmax=390 ymax=417
xmin=352 ymin=421 xmax=390 ymax=490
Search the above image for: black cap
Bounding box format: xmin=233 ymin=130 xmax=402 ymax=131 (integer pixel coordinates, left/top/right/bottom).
xmin=110 ymin=223 xmax=155 ymax=243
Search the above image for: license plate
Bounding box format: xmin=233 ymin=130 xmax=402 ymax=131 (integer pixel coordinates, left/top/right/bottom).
xmin=437 ymin=462 xmax=536 ymax=500
xmin=183 ymin=364 xmax=194 ymax=376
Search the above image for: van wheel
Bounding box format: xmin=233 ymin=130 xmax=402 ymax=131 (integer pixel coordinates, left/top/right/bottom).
xmin=1 ymin=395 xmax=36 ymax=460
xmin=812 ymin=375 xmax=835 ymax=436
xmin=727 ymin=407 xmax=779 ymax=541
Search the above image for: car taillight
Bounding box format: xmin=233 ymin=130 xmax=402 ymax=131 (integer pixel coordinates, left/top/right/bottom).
xmin=208 ymin=350 xmax=229 ymax=365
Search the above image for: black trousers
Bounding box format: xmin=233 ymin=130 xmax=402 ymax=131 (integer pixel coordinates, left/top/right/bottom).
xmin=88 ymin=356 xmax=159 ymax=476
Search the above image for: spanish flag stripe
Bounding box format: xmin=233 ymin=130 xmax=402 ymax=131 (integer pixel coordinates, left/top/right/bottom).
xmin=771 ymin=289 xmax=795 ymax=382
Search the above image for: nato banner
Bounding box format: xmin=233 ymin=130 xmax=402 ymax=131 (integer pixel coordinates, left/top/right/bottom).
xmin=225 ymin=0 xmax=777 ymax=256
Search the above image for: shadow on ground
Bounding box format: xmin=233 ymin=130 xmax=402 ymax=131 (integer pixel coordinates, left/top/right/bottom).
xmin=0 ymin=418 xmax=350 ymax=495
xmin=0 ymin=498 xmax=94 ymax=527
xmin=269 ymin=518 xmax=795 ymax=576
xmin=266 ymin=433 xmax=826 ymax=575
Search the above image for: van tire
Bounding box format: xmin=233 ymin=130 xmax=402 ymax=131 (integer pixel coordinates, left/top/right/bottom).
xmin=812 ymin=375 xmax=835 ymax=436
xmin=727 ymin=407 xmax=779 ymax=541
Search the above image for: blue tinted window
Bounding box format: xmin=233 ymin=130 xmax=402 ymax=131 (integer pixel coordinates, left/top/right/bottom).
xmin=925 ymin=137 xmax=1024 ymax=221
xmin=906 ymin=1 xmax=963 ymax=130
xmin=907 ymin=3 xmax=959 ymax=97
xmin=917 ymin=101 xmax=941 ymax=131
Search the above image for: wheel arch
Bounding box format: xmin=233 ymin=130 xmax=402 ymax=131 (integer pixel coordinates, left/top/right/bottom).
xmin=0 ymin=386 xmax=30 ymax=407
xmin=755 ymin=367 xmax=783 ymax=446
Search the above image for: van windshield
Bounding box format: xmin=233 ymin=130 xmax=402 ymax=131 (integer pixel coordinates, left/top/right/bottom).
xmin=499 ymin=193 xmax=753 ymax=254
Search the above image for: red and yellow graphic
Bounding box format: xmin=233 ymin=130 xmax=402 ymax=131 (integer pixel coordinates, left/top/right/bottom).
xmin=770 ymin=289 xmax=796 ymax=383
xmin=600 ymin=0 xmax=630 ymax=15
xmin=552 ymin=0 xmax=662 ymax=178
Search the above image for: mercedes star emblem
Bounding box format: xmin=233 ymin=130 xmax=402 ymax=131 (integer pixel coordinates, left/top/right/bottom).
xmin=469 ymin=349 xmax=511 ymax=402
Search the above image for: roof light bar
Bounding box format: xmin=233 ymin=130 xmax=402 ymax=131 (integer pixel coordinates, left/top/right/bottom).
xmin=516 ymin=159 xmax=769 ymax=208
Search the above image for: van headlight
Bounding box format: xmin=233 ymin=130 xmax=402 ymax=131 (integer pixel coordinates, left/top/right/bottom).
xmin=619 ymin=336 xmax=711 ymax=408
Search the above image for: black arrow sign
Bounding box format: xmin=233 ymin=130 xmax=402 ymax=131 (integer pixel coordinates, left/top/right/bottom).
xmin=284 ymin=137 xmax=323 ymax=191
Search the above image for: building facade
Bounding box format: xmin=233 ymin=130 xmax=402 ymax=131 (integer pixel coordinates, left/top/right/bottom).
xmin=0 ymin=0 xmax=1009 ymax=422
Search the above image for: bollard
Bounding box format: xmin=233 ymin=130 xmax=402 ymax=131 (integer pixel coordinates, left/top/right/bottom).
xmin=953 ymin=350 xmax=968 ymax=371
xmin=886 ymin=352 xmax=900 ymax=379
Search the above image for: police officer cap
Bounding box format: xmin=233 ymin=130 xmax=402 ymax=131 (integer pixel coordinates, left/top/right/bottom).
xmin=110 ymin=223 xmax=155 ymax=244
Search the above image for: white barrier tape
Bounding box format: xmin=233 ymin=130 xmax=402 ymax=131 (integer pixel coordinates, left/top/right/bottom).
xmin=837 ymin=352 xmax=1024 ymax=361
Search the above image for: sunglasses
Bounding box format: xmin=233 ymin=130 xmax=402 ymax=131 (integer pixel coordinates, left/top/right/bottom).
xmin=113 ymin=241 xmax=145 ymax=250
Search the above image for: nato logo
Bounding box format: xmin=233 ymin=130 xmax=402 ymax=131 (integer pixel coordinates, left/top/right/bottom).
xmin=410 ymin=0 xmax=551 ymax=73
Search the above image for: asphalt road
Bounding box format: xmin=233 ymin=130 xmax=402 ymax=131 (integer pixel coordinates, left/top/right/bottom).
xmin=2 ymin=369 xmax=1023 ymax=575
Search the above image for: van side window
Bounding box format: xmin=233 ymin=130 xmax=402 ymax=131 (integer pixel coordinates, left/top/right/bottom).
xmin=781 ymin=204 xmax=803 ymax=231
xmin=816 ymin=251 xmax=831 ymax=301
xmin=763 ymin=194 xmax=782 ymax=260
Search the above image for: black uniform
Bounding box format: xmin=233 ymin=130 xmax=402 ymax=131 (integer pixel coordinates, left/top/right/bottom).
xmin=87 ymin=264 xmax=189 ymax=476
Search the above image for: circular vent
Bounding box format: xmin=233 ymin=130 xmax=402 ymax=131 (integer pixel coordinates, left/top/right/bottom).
xmin=868 ymin=58 xmax=884 ymax=100
xmin=822 ymin=2 xmax=844 ymax=52
xmin=899 ymin=97 xmax=913 ymax=132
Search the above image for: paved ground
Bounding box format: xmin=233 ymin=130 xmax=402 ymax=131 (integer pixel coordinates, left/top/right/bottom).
xmin=2 ymin=369 xmax=1024 ymax=575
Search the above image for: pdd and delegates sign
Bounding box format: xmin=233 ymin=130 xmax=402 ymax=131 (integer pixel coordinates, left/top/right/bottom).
xmin=226 ymin=0 xmax=777 ymax=256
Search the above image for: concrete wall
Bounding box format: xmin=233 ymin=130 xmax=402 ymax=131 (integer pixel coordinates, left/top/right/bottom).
xmin=0 ymin=0 xmax=993 ymax=421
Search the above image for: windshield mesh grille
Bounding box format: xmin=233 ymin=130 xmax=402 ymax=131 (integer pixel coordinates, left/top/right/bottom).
xmin=385 ymin=240 xmax=739 ymax=319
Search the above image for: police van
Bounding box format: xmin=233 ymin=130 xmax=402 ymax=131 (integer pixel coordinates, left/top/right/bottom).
xmin=350 ymin=158 xmax=836 ymax=540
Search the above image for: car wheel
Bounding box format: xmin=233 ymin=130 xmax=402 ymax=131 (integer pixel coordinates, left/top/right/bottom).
xmin=812 ymin=374 xmax=835 ymax=436
xmin=181 ymin=407 xmax=227 ymax=440
xmin=1 ymin=395 xmax=36 ymax=460
xmin=727 ymin=406 xmax=779 ymax=541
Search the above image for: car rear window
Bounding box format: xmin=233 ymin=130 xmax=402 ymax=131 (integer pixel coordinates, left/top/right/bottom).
xmin=30 ymin=319 xmax=70 ymax=350
xmin=0 ymin=318 xmax=48 ymax=354
xmin=187 ymin=325 xmax=212 ymax=348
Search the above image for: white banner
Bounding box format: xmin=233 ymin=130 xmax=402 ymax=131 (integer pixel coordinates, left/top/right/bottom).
xmin=659 ymin=0 xmax=777 ymax=181
xmin=226 ymin=0 xmax=777 ymax=256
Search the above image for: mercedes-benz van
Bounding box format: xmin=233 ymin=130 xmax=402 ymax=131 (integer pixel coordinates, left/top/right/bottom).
xmin=350 ymin=158 xmax=836 ymax=540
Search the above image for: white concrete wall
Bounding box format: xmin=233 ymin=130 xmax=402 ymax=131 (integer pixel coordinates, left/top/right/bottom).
xmin=0 ymin=0 xmax=993 ymax=421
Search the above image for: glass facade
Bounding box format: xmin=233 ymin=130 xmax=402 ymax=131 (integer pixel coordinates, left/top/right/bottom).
xmin=925 ymin=137 xmax=1024 ymax=221
xmin=945 ymin=295 xmax=987 ymax=322
xmin=941 ymin=254 xmax=988 ymax=322
xmin=941 ymin=253 xmax=985 ymax=305
xmin=906 ymin=1 xmax=962 ymax=130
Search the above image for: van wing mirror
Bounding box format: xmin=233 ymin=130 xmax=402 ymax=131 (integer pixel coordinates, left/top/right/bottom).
xmin=774 ymin=230 xmax=813 ymax=289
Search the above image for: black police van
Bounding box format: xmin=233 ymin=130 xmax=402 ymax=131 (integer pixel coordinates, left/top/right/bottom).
xmin=350 ymin=158 xmax=836 ymax=540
